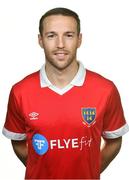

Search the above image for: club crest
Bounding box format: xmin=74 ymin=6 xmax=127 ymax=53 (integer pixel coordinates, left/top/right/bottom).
xmin=82 ymin=108 xmax=96 ymax=127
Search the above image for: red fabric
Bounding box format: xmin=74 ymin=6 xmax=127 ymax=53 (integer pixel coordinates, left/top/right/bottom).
xmin=4 ymin=70 xmax=126 ymax=179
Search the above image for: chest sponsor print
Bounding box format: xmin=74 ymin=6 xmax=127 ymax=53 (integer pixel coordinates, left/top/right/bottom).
xmin=32 ymin=134 xmax=49 ymax=155
xmin=32 ymin=134 xmax=93 ymax=155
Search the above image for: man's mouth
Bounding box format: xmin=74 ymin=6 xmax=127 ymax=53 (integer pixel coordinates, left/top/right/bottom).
xmin=54 ymin=51 xmax=68 ymax=59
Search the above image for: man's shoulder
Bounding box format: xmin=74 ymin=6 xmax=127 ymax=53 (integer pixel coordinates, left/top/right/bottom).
xmin=86 ymin=69 xmax=115 ymax=90
xmin=12 ymin=71 xmax=40 ymax=94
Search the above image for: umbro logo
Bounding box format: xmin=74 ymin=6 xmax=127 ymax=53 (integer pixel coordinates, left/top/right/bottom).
xmin=29 ymin=112 xmax=39 ymax=120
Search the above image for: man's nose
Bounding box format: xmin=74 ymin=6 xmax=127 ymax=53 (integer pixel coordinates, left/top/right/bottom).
xmin=56 ymin=36 xmax=64 ymax=49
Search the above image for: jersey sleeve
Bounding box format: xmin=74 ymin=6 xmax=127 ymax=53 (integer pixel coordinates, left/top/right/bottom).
xmin=102 ymin=83 xmax=129 ymax=139
xmin=2 ymin=87 xmax=26 ymax=140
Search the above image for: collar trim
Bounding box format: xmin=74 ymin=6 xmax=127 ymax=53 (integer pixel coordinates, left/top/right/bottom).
xmin=40 ymin=62 xmax=86 ymax=88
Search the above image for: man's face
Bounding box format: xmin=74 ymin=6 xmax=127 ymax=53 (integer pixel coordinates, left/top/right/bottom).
xmin=38 ymin=15 xmax=82 ymax=70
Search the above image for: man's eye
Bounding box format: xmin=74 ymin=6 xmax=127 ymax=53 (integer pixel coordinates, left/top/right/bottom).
xmin=66 ymin=34 xmax=73 ymax=38
xmin=47 ymin=34 xmax=55 ymax=38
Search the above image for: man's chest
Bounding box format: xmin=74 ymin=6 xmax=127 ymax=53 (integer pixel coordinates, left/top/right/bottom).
xmin=20 ymin=88 xmax=108 ymax=136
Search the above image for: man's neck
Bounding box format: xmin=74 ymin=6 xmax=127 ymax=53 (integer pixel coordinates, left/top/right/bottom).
xmin=45 ymin=60 xmax=79 ymax=89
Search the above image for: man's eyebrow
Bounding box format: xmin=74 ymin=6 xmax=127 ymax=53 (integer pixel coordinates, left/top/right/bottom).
xmin=65 ymin=31 xmax=75 ymax=34
xmin=45 ymin=31 xmax=76 ymax=35
xmin=44 ymin=31 xmax=56 ymax=35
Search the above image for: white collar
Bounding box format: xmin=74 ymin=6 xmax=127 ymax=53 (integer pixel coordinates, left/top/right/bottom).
xmin=40 ymin=62 xmax=86 ymax=95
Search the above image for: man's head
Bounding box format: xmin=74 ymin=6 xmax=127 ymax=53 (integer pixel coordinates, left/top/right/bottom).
xmin=38 ymin=8 xmax=82 ymax=70
xmin=39 ymin=7 xmax=80 ymax=36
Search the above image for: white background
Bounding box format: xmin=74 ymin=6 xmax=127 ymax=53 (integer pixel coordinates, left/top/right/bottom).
xmin=0 ymin=0 xmax=129 ymax=179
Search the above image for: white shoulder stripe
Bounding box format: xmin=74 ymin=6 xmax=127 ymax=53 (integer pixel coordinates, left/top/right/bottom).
xmin=2 ymin=127 xmax=26 ymax=140
xmin=102 ymin=123 xmax=129 ymax=139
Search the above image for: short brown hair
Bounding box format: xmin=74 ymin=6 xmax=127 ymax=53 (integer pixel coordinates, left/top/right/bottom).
xmin=39 ymin=7 xmax=81 ymax=36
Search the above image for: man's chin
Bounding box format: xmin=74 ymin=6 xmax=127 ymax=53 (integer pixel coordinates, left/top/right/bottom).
xmin=46 ymin=57 xmax=75 ymax=71
xmin=52 ymin=61 xmax=71 ymax=71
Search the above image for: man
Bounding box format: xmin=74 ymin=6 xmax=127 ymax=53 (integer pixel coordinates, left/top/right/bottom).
xmin=2 ymin=7 xmax=129 ymax=179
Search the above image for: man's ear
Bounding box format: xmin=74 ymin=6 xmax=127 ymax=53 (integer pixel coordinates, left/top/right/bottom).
xmin=38 ymin=34 xmax=44 ymax=49
xmin=77 ymin=33 xmax=82 ymax=48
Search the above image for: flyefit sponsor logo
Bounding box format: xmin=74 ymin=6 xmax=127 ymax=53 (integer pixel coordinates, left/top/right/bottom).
xmin=32 ymin=134 xmax=49 ymax=155
xmin=32 ymin=134 xmax=93 ymax=155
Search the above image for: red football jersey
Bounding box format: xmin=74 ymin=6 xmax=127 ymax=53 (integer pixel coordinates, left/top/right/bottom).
xmin=3 ymin=65 xmax=129 ymax=179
